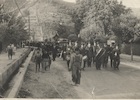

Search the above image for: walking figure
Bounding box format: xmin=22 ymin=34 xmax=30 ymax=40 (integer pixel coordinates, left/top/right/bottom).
xmin=112 ymin=46 xmax=121 ymax=70
xmin=34 ymin=49 xmax=42 ymax=72
xmin=109 ymin=43 xmax=116 ymax=68
xmin=80 ymin=44 xmax=87 ymax=71
xmin=52 ymin=44 xmax=57 ymax=61
xmin=87 ymin=43 xmax=93 ymax=67
xmin=95 ymin=43 xmax=105 ymax=70
xmin=7 ymin=44 xmax=13 ymax=60
xmin=42 ymin=51 xmax=51 ymax=71
xmin=66 ymin=52 xmax=71 ymax=71
xmin=70 ymin=48 xmax=82 ymax=86
xmin=102 ymin=44 xmax=110 ymax=68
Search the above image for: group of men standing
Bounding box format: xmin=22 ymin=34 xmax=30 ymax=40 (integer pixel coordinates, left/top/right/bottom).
xmin=34 ymin=42 xmax=59 ymax=72
xmin=63 ymin=41 xmax=121 ymax=86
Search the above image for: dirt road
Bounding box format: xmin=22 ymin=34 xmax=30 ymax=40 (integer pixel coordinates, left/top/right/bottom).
xmin=18 ymin=57 xmax=140 ymax=99
xmin=18 ymin=58 xmax=88 ymax=99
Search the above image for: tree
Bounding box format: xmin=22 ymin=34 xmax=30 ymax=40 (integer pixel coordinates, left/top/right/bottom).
xmin=112 ymin=14 xmax=140 ymax=43
xmin=71 ymin=0 xmax=140 ymax=44
xmin=0 ymin=11 xmax=29 ymax=48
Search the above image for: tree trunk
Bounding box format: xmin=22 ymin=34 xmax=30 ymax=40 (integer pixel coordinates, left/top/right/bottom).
xmin=130 ymin=42 xmax=133 ymax=61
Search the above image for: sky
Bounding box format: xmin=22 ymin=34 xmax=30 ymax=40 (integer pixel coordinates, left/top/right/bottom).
xmin=63 ymin=0 xmax=76 ymax=3
xmin=118 ymin=0 xmax=140 ymax=8
xmin=63 ymin=0 xmax=140 ymax=8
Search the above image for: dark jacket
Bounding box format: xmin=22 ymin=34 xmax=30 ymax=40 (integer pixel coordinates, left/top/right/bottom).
xmin=42 ymin=52 xmax=50 ymax=59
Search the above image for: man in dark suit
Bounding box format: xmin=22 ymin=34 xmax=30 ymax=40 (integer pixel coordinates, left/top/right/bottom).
xmin=109 ymin=42 xmax=116 ymax=68
xmin=52 ymin=44 xmax=58 ymax=61
xmin=95 ymin=43 xmax=105 ymax=70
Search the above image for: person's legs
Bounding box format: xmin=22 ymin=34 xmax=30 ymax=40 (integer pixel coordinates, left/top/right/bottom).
xmin=49 ymin=59 xmax=51 ymax=70
xmin=109 ymin=55 xmax=112 ymax=67
xmin=76 ymin=69 xmax=81 ymax=84
xmin=38 ymin=63 xmax=40 ymax=72
xmin=93 ymin=56 xmax=95 ymax=65
xmin=98 ymin=60 xmax=102 ymax=70
xmin=45 ymin=62 xmax=47 ymax=71
xmin=41 ymin=61 xmax=45 ymax=71
xmin=89 ymin=58 xmax=92 ymax=67
xmin=72 ymin=67 xmax=77 ymax=85
xmin=104 ymin=58 xmax=107 ymax=68
xmin=87 ymin=58 xmax=90 ymax=67
xmin=96 ymin=59 xmax=101 ymax=70
xmin=113 ymin=59 xmax=116 ymax=69
xmin=36 ymin=63 xmax=38 ymax=72
xmin=62 ymin=52 xmax=64 ymax=60
xmin=96 ymin=60 xmax=99 ymax=70
xmin=110 ymin=58 xmax=113 ymax=68
xmin=116 ymin=58 xmax=120 ymax=70
xmin=67 ymin=60 xmax=70 ymax=69
xmin=8 ymin=53 xmax=10 ymax=59
xmin=54 ymin=54 xmax=56 ymax=61
xmin=105 ymin=55 xmax=108 ymax=68
xmin=83 ymin=60 xmax=86 ymax=70
xmin=11 ymin=54 xmax=13 ymax=60
xmin=53 ymin=54 xmax=55 ymax=61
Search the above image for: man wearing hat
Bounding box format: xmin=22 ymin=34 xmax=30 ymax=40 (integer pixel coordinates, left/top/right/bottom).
xmin=95 ymin=43 xmax=105 ymax=70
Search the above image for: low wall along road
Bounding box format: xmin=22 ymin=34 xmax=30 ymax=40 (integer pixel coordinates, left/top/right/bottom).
xmin=0 ymin=48 xmax=31 ymax=92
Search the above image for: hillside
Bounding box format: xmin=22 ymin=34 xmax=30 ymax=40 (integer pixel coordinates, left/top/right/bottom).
xmin=4 ymin=0 xmax=27 ymax=12
xmin=37 ymin=0 xmax=75 ymax=39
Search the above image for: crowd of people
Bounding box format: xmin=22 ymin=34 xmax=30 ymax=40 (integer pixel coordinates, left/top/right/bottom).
xmin=33 ymin=42 xmax=58 ymax=72
xmin=62 ymin=41 xmax=121 ymax=86
xmin=32 ymin=40 xmax=121 ymax=86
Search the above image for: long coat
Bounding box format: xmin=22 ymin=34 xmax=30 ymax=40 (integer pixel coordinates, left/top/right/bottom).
xmin=70 ymin=53 xmax=82 ymax=84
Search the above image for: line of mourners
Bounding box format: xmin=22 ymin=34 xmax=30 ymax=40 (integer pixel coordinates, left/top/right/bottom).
xmin=24 ymin=40 xmax=121 ymax=86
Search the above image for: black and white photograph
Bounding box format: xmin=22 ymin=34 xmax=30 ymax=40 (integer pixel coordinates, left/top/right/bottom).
xmin=0 ymin=0 xmax=140 ymax=99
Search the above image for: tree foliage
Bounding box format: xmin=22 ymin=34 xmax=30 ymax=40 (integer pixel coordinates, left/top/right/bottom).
xmin=70 ymin=0 xmax=140 ymax=43
xmin=0 ymin=8 xmax=29 ymax=48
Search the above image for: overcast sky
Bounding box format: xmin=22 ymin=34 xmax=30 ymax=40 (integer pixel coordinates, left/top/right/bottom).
xmin=63 ymin=0 xmax=140 ymax=8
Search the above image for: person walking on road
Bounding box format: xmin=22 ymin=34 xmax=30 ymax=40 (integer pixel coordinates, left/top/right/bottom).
xmin=95 ymin=43 xmax=105 ymax=70
xmin=92 ymin=44 xmax=96 ymax=65
xmin=62 ymin=44 xmax=67 ymax=60
xmin=112 ymin=45 xmax=121 ymax=70
xmin=110 ymin=42 xmax=116 ymax=68
xmin=102 ymin=44 xmax=110 ymax=68
xmin=66 ymin=52 xmax=71 ymax=71
xmin=34 ymin=48 xmax=42 ymax=73
xmin=87 ymin=43 xmax=93 ymax=67
xmin=42 ymin=50 xmax=51 ymax=71
xmin=70 ymin=48 xmax=82 ymax=86
xmin=52 ymin=44 xmax=57 ymax=61
xmin=80 ymin=44 xmax=87 ymax=71
xmin=7 ymin=44 xmax=13 ymax=60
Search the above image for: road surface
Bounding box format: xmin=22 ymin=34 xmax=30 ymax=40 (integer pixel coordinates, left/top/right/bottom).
xmin=18 ymin=57 xmax=140 ymax=99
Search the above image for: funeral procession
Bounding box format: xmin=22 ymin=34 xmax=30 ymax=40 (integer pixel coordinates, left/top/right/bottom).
xmin=0 ymin=0 xmax=140 ymax=99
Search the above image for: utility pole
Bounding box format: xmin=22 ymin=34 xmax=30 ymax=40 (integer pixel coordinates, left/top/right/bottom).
xmin=129 ymin=38 xmax=134 ymax=61
xmin=28 ymin=12 xmax=31 ymax=40
xmin=130 ymin=41 xmax=133 ymax=61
